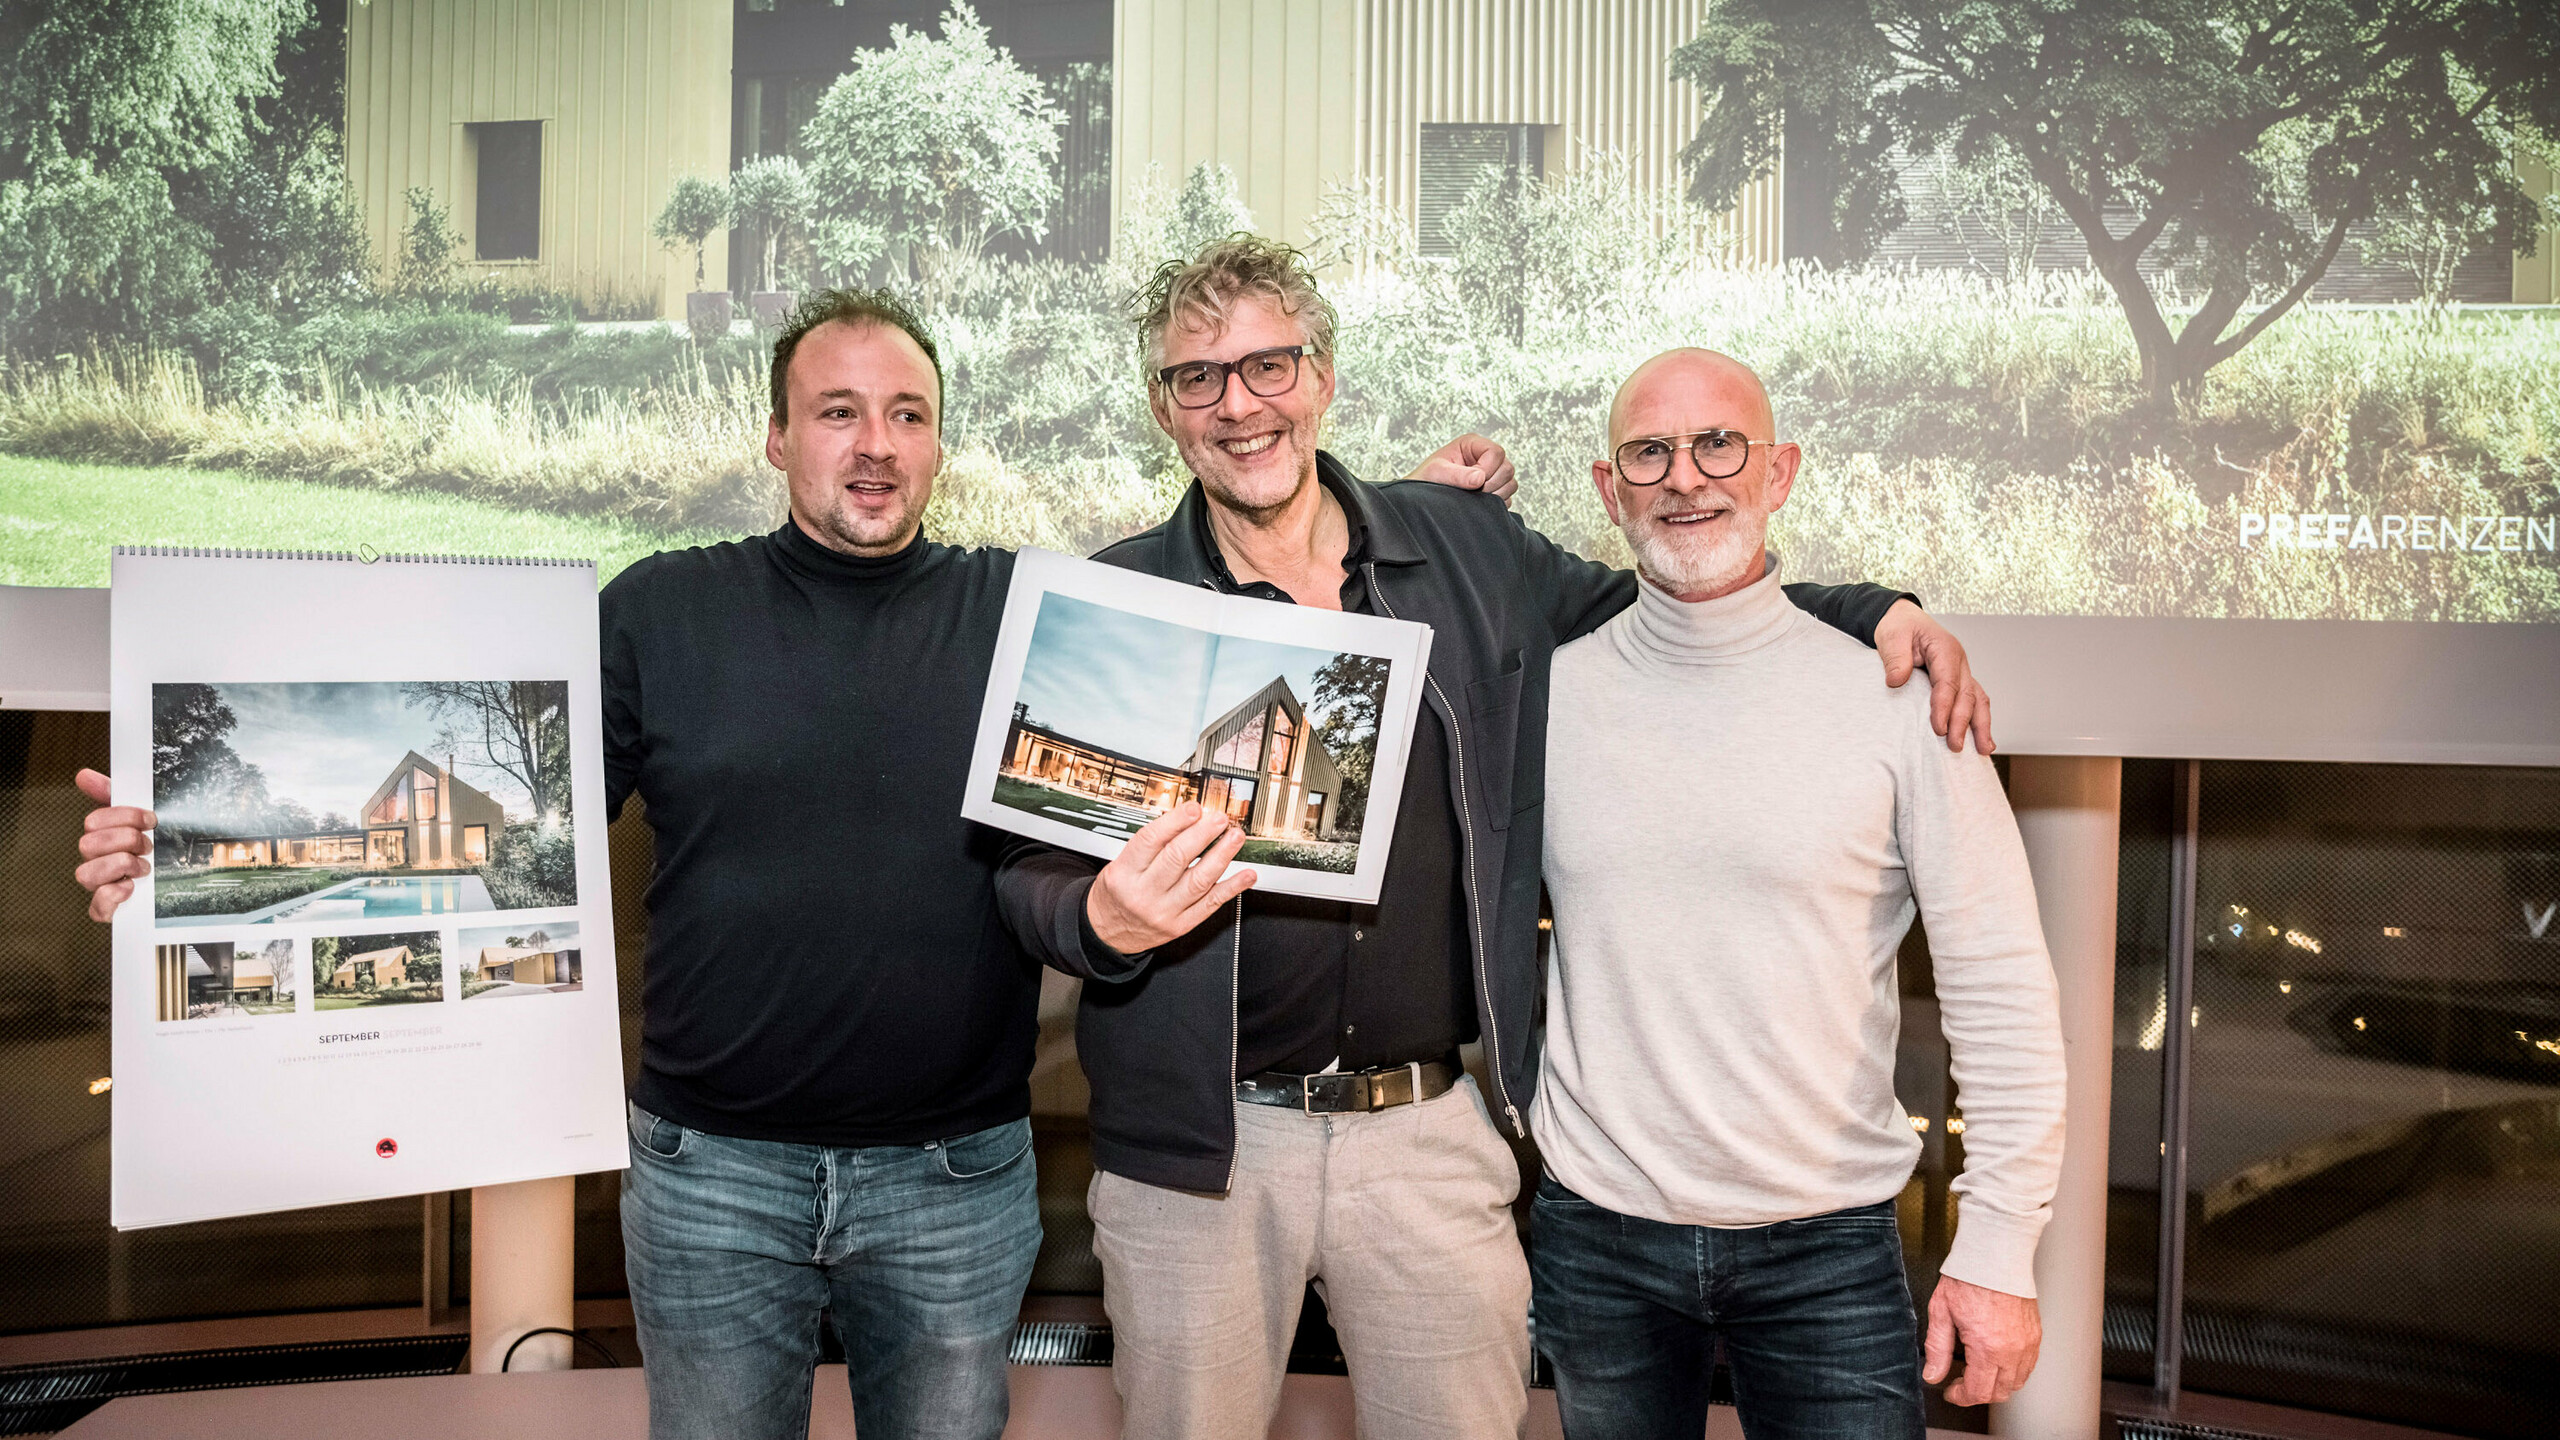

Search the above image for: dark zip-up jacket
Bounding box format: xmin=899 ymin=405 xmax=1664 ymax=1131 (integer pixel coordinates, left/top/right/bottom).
xmin=996 ymin=453 xmax=1906 ymax=1193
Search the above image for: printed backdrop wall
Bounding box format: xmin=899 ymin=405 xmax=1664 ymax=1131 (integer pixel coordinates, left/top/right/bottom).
xmin=3 ymin=0 xmax=2557 ymax=756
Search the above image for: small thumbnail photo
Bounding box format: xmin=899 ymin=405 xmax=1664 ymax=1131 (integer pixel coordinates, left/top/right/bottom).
xmin=458 ymin=920 xmax=586 ymax=1000
xmin=310 ymin=930 xmax=446 ymax=1009
xmin=153 ymin=937 xmax=297 ymax=1021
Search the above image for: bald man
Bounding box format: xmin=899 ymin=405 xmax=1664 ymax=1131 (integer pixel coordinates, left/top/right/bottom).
xmin=1525 ymin=350 xmax=2068 ymax=1440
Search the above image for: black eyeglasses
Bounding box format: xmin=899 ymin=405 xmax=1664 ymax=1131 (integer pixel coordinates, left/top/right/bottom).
xmin=1612 ymin=429 xmax=1777 ymax=486
xmin=1154 ymin=346 xmax=1306 ymax=409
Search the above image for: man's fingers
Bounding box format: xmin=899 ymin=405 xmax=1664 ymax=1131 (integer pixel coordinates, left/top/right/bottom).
xmin=1881 ymin=632 xmax=1917 ymax=689
xmin=1921 ymin=1291 xmax=1956 ymax=1384
xmin=1944 ymin=1367 xmax=1988 ymax=1407
xmin=1180 ymin=825 xmax=1249 ymax=899
xmin=1968 ymin=683 xmax=1997 ymax=754
xmin=1484 ymin=458 xmax=1518 ymax=503
xmin=1149 ymin=808 xmax=1234 ymax=882
xmin=76 ymin=768 xmax=113 ymax=805
xmin=83 ymin=805 xmax=156 ymax=834
xmin=1116 ymin=801 xmax=1199 ymax=873
xmin=1939 ymin=673 xmax=1971 ymax=749
xmin=89 ymin=879 xmax=134 ymax=924
xmin=1178 ymin=866 xmax=1259 ymax=930
xmin=79 ymin=825 xmax=152 ymax=860
xmin=76 ymin=851 xmax=150 ymax=892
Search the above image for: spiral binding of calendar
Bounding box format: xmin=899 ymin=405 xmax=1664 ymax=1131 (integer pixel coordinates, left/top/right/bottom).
xmin=111 ymin=546 xmax=592 ymax=567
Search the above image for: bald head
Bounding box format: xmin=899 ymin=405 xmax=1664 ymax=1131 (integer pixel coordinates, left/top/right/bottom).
xmin=1591 ymin=346 xmax=1800 ymax=602
xmin=1606 ymin=348 xmax=1775 ymax=452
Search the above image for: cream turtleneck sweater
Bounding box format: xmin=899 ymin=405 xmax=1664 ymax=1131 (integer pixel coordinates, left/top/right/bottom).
xmin=1533 ymin=558 xmax=2065 ymax=1297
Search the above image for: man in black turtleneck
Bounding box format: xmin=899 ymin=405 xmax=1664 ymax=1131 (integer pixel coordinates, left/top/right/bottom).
xmin=599 ymin=293 xmax=1039 ymax=1440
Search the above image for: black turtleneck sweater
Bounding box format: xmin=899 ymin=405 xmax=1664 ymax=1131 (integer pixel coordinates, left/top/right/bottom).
xmin=600 ymin=520 xmax=1034 ymax=1147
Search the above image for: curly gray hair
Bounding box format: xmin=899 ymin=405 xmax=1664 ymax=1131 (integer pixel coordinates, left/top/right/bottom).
xmin=1131 ymin=233 xmax=1338 ymax=374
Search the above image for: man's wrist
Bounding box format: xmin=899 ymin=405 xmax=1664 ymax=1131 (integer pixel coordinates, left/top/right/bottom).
xmin=1078 ymin=882 xmax=1148 ymax=974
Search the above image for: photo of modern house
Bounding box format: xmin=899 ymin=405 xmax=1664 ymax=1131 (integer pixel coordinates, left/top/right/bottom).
xmin=458 ymin=922 xmax=586 ymax=1000
xmin=311 ymin=930 xmax=445 ymax=1009
xmin=153 ymin=939 xmax=295 ymax=1021
xmin=989 ymin=592 xmax=1386 ymax=875
xmin=328 ymin=945 xmax=410 ymax=990
xmin=153 ymin=680 xmax=577 ymax=926
xmin=1002 ymin=674 xmax=1344 ymax=842
xmin=197 ymin=752 xmax=505 ymax=874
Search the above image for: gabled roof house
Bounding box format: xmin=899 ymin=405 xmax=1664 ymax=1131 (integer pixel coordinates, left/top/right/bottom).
xmin=200 ymin=752 xmax=506 ymax=872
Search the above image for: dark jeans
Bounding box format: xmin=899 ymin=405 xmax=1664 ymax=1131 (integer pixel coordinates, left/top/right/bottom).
xmin=620 ymin=1102 xmax=1041 ymax=1440
xmin=1530 ymin=1173 xmax=1927 ymax=1440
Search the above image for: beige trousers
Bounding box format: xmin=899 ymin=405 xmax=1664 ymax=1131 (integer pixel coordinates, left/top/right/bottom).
xmin=1089 ymin=1075 xmax=1532 ymax=1440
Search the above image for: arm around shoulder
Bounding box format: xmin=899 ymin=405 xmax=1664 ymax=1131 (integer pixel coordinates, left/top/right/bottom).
xmin=1780 ymin=579 xmax=1912 ymax=648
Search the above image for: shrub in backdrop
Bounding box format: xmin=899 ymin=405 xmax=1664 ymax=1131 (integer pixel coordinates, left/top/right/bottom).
xmin=800 ymin=3 xmax=1063 ymax=292
xmin=481 ymin=822 xmax=579 ymax=911
xmin=653 ymin=176 xmax=730 ymax=291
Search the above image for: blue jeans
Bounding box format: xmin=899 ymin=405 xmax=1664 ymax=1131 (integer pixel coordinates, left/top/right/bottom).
xmin=1529 ymin=1174 xmax=1926 ymax=1440
xmin=620 ymin=1102 xmax=1041 ymax=1440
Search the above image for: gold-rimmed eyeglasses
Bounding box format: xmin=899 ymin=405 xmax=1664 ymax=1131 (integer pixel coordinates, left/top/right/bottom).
xmin=1613 ymin=429 xmax=1778 ymax=486
xmin=1153 ymin=346 xmax=1306 ymax=409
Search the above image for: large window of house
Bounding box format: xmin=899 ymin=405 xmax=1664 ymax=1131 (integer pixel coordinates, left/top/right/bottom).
xmin=1215 ymin=714 xmax=1264 ymax=770
xmin=413 ymin=768 xmax=438 ymax=820
xmin=367 ymin=789 xmax=404 ymax=825
xmin=470 ymin=120 xmax=542 ymax=261
xmin=1417 ymin=123 xmax=1543 ymax=258
xmin=1268 ymin=712 xmax=1295 ymax=775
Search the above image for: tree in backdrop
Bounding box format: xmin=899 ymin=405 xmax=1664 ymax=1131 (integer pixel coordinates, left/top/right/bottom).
xmin=398 ymin=934 xmax=443 ymax=989
xmin=400 ymin=680 xmax=572 ymax=824
xmin=255 ymin=938 xmax=295 ymax=1001
xmin=1114 ymin=161 xmax=1256 ymax=278
xmin=727 ymin=155 xmax=810 ymax=295
xmin=1447 ymin=151 xmax=1691 ymax=346
xmin=1673 ymin=0 xmax=1903 ymax=271
xmin=0 ymin=0 xmax=364 ymax=354
xmin=310 ymin=934 xmax=343 ymax=993
xmin=653 ymin=175 xmax=730 ymax=291
xmin=1307 ymin=653 xmax=1391 ymax=836
xmin=150 ymin=683 xmax=270 ymax=862
xmin=1677 ymin=0 xmax=2560 ymax=402
xmin=391 ymin=185 xmax=465 ymax=299
xmin=799 ymin=4 xmax=1062 ymax=290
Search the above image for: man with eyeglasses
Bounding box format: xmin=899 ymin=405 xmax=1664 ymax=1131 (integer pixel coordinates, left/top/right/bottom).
xmin=1527 ymin=347 xmax=2065 ymax=1439
xmin=995 ymin=238 xmax=1998 ymax=1440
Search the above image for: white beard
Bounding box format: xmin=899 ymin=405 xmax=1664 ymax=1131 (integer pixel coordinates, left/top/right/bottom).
xmin=1624 ymin=503 xmax=1768 ymax=597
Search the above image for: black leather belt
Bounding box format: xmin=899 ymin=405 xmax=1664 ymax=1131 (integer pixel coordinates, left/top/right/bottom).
xmin=1236 ymin=1058 xmax=1461 ymax=1114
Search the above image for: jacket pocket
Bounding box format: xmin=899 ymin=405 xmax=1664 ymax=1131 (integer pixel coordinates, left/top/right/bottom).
xmin=1464 ymin=651 xmax=1525 ymax=830
xmin=933 ymin=1117 xmax=1034 ymax=1180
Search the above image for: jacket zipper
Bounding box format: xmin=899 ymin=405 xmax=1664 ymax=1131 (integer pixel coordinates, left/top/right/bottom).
xmin=1367 ymin=565 xmax=1522 ymax=1138
xmin=1225 ymin=893 xmax=1242 ymax=1191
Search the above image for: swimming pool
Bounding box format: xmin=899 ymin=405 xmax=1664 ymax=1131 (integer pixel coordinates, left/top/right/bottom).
xmin=251 ymin=874 xmax=496 ymax=923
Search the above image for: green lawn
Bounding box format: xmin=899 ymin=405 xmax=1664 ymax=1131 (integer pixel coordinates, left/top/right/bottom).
xmin=0 ymin=453 xmax=744 ymax=588
xmin=156 ymin=866 xmax=362 ymax=919
xmin=1236 ymin=837 xmax=1359 ymax=874
xmin=992 ymin=776 xmax=1158 ymax=836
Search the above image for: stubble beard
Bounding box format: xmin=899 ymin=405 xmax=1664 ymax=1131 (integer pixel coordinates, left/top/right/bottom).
xmin=801 ymin=456 xmax=925 ymax=555
xmin=1186 ymin=420 xmax=1316 ymax=526
xmin=1624 ymin=498 xmax=1769 ymax=597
